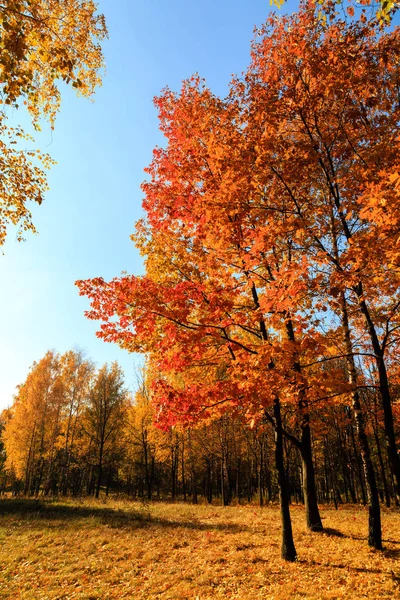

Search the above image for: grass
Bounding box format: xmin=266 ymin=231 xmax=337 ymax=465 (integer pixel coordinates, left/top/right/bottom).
xmin=0 ymin=498 xmax=399 ymax=599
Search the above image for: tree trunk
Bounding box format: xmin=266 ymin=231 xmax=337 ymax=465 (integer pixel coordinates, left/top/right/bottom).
xmin=299 ymin=423 xmax=323 ymax=531
xmin=274 ymin=397 xmax=297 ymax=562
xmin=95 ymin=440 xmax=104 ymax=499
xmin=355 ymin=290 xmax=400 ymax=503
xmin=372 ymin=418 xmax=391 ymax=508
xmin=285 ymin=318 xmax=323 ymax=531
xmin=340 ymin=292 xmax=382 ymax=549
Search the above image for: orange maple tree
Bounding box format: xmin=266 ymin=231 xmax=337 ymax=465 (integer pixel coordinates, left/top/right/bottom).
xmin=77 ymin=1 xmax=400 ymax=556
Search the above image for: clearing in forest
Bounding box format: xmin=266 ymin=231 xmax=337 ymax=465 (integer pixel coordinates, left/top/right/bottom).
xmin=0 ymin=499 xmax=399 ymax=599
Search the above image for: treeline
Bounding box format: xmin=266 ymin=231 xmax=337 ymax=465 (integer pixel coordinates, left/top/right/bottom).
xmin=1 ymin=351 xmax=125 ymax=499
xmin=1 ymin=350 xmax=398 ymax=513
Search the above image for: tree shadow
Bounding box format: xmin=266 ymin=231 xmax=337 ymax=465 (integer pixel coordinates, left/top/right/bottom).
xmin=384 ymin=539 xmax=400 ymax=545
xmin=383 ymin=547 xmax=400 ymax=560
xmin=304 ymin=559 xmax=387 ymax=576
xmin=0 ymin=499 xmax=247 ymax=533
xmin=320 ymin=527 xmax=347 ymax=538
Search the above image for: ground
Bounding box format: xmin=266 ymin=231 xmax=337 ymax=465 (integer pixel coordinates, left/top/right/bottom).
xmin=0 ymin=498 xmax=398 ymax=599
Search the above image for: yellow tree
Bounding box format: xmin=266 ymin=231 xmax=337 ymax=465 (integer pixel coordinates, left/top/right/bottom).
xmin=57 ymin=350 xmax=94 ymax=495
xmin=3 ymin=350 xmax=63 ymax=494
xmin=83 ymin=362 xmax=127 ymax=498
xmin=124 ymin=369 xmax=159 ymax=500
xmin=0 ymin=0 xmax=107 ymax=245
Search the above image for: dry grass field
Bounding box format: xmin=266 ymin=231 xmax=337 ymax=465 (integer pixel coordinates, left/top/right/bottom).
xmin=0 ymin=498 xmax=398 ymax=599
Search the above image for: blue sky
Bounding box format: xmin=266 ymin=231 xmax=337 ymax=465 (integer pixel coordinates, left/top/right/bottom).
xmin=0 ymin=0 xmax=299 ymax=408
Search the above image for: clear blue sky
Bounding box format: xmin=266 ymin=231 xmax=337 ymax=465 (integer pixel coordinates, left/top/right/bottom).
xmin=0 ymin=0 xmax=298 ymax=408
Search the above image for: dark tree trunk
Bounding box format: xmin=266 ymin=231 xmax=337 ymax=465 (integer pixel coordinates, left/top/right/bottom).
xmin=221 ymin=454 xmax=231 ymax=506
xmin=95 ymin=440 xmax=104 ymax=499
xmin=340 ymin=292 xmax=382 ymax=549
xmin=285 ymin=318 xmax=323 ymax=531
xmin=274 ymin=397 xmax=297 ymax=562
xmin=355 ymin=290 xmax=400 ymax=503
xmin=205 ymin=457 xmax=213 ymax=504
xmin=299 ymin=423 xmax=323 ymax=531
xmin=372 ymin=420 xmax=391 ymax=508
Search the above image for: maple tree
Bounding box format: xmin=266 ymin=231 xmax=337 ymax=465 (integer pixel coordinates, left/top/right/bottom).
xmin=240 ymin=1 xmax=400 ymax=548
xmin=0 ymin=0 xmax=107 ymax=245
xmin=76 ymin=0 xmax=400 ymax=557
xmin=285 ymin=0 xmax=399 ymax=23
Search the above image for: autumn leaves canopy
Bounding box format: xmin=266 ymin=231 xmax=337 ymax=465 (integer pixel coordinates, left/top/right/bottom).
xmin=77 ymin=3 xmax=400 ymax=430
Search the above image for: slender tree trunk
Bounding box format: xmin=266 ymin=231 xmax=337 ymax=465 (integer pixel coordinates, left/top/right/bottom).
xmin=334 ymin=415 xmax=356 ymax=503
xmin=205 ymin=457 xmax=213 ymax=504
xmin=299 ymin=422 xmax=323 ymax=531
xmin=349 ymin=424 xmax=367 ymax=504
xmin=355 ymin=290 xmax=400 ymax=503
xmin=220 ymin=454 xmax=230 ymax=506
xmin=258 ymin=441 xmax=264 ymax=507
xmin=324 ymin=175 xmax=400 ymax=501
xmin=285 ymin=319 xmax=323 ymax=531
xmin=181 ymin=436 xmax=187 ymax=502
xmin=220 ymin=426 xmax=231 ymax=506
xmin=96 ymin=440 xmax=104 ymax=499
xmin=274 ymin=397 xmax=297 ymax=562
xmin=340 ymin=292 xmax=382 ymax=549
xmin=372 ymin=419 xmax=391 ymax=508
xmin=106 ymin=466 xmax=112 ymax=496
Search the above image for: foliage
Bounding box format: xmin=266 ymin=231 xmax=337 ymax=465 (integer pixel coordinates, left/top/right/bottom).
xmin=2 ymin=350 xmax=128 ymax=497
xmin=0 ymin=0 xmax=107 ymax=245
xmin=76 ymin=0 xmax=400 ymax=557
xmin=77 ymin=1 xmax=400 ymax=429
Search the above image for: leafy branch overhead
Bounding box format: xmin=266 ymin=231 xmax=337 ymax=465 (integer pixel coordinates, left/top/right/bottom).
xmin=0 ymin=0 xmax=107 ymax=245
xmin=273 ymin=0 xmax=400 ymax=23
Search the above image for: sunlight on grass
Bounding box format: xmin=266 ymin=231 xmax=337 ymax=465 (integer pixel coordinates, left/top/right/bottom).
xmin=0 ymin=498 xmax=398 ymax=599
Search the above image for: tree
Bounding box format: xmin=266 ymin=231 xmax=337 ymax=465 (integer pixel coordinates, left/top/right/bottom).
xmin=58 ymin=350 xmax=94 ymax=495
xmin=124 ymin=369 xmax=158 ymax=501
xmin=284 ymin=0 xmax=399 ymax=24
xmin=3 ymin=350 xmax=64 ymax=495
xmin=77 ymin=1 xmax=400 ymax=556
xmin=0 ymin=0 xmax=107 ymax=245
xmin=245 ymin=1 xmax=400 ymax=512
xmin=83 ymin=362 xmax=127 ymax=499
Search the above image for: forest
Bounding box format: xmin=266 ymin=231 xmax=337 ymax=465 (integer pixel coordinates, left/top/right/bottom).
xmin=3 ymin=349 xmax=396 ymax=514
xmin=0 ymin=0 xmax=399 ymax=598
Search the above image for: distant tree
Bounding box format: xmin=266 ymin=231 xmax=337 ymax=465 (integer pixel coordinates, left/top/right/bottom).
xmin=58 ymin=350 xmax=94 ymax=495
xmin=83 ymin=362 xmax=127 ymax=498
xmin=125 ymin=371 xmax=158 ymax=501
xmin=3 ymin=350 xmax=63 ymax=495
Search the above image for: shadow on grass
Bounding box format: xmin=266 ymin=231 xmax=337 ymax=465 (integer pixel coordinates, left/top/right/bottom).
xmin=384 ymin=539 xmax=400 ymax=545
xmin=320 ymin=527 xmax=347 ymax=538
xmin=318 ymin=529 xmax=400 ymax=553
xmin=0 ymin=499 xmax=247 ymax=533
xmin=383 ymin=547 xmax=400 ymax=560
xmin=304 ymin=559 xmax=389 ymax=576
